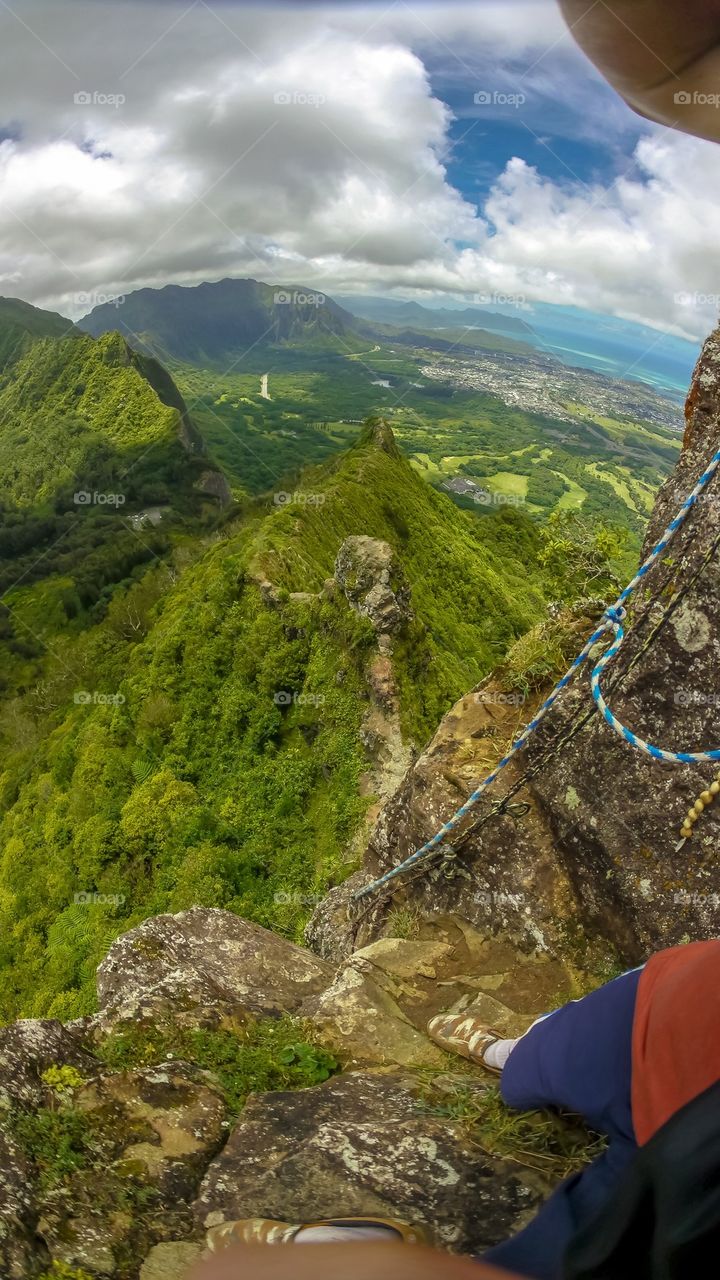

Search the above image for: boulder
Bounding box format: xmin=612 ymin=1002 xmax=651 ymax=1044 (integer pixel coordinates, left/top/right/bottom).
xmin=299 ymin=963 xmax=445 ymax=1067
xmin=76 ymin=1065 xmax=228 ymax=1197
xmin=35 ymin=1064 xmax=225 ymax=1276
xmin=306 ymin=920 xmax=577 ymax=1036
xmin=334 ymin=536 xmax=412 ymax=634
xmin=0 ymin=1018 xmax=98 ymax=1108
xmin=96 ymin=908 xmax=333 ymax=1030
xmin=140 ymin=1242 xmax=205 ymax=1280
xmin=193 ymin=1071 xmax=548 ymax=1254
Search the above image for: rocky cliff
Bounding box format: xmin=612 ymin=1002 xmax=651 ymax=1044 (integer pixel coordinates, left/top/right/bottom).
xmin=4 ymin=336 xmax=719 ymax=1279
xmin=0 ymin=909 xmax=595 ymax=1279
xmin=309 ymin=327 xmax=720 ymax=966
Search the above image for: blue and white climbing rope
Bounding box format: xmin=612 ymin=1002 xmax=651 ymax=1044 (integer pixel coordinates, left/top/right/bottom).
xmin=591 ymin=610 xmax=720 ymax=764
xmin=353 ymin=444 xmax=720 ymax=901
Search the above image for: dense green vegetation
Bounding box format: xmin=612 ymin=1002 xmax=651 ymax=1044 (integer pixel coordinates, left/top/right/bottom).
xmin=0 ymin=416 xmax=554 ymax=1021
xmin=94 ymin=1016 xmax=339 ymax=1115
xmin=0 ymin=292 xmax=678 ymax=1032
xmin=0 ymin=311 xmax=232 ymax=698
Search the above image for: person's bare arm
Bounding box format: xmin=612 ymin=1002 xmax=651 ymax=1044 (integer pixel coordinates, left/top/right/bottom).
xmin=559 ymin=0 xmax=720 ymax=141
xmin=188 ymin=1242 xmax=523 ymax=1280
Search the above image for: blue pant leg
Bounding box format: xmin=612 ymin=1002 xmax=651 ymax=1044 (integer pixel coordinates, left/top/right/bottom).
xmin=500 ymin=966 xmax=642 ymax=1138
xmin=479 ymin=968 xmax=642 ymax=1279
xmin=482 ymin=1137 xmax=637 ymax=1280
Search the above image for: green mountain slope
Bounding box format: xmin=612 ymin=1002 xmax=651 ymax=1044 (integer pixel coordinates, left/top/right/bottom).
xmin=0 ymin=295 xmax=76 ymax=342
xmin=0 ymin=301 xmax=231 ymax=708
xmin=0 ymin=294 xmax=78 ymax=371
xmin=79 ymin=277 xmax=360 ymax=365
xmin=0 ymin=329 xmax=206 ymax=506
xmin=0 ymin=420 xmax=546 ymax=1022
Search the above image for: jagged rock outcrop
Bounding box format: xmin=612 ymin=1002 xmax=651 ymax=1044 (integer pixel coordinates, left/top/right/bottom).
xmin=36 ymin=1065 xmax=227 ymax=1275
xmin=193 ymin=468 xmax=232 ymax=506
xmin=334 ymin=535 xmax=412 ymax=635
xmin=96 ymin=908 xmax=333 ymax=1030
xmin=0 ymin=1019 xmax=99 ymax=1107
xmin=0 ymin=908 xmax=585 ymax=1278
xmin=311 ymin=328 xmax=720 ymax=966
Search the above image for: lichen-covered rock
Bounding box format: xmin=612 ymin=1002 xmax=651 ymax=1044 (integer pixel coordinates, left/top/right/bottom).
xmin=307 ymin=682 xmax=582 ymax=962
xmin=348 ymin=936 xmax=526 ymax=1033
xmin=78 ymin=1065 xmax=228 ymax=1196
xmin=0 ymin=1019 xmax=98 ymax=1107
xmin=193 ymin=1071 xmax=548 ymax=1254
xmin=334 ymin=536 xmax=412 ymax=634
xmin=304 ymin=870 xmax=370 ymax=961
xmin=0 ymin=1128 xmax=40 ymax=1280
xmin=299 ymin=963 xmax=445 ymax=1067
xmin=306 ymin=919 xmax=576 ymax=1036
xmin=140 ymin=1241 xmax=205 ymax=1280
xmin=35 ymin=1064 xmax=224 ymax=1276
xmin=96 ymin=908 xmax=333 ymax=1029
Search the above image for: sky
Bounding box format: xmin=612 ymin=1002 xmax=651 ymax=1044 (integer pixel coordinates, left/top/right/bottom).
xmin=0 ymin=0 xmax=718 ymax=341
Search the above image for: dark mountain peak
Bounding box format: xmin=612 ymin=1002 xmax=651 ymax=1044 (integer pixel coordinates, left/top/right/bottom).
xmin=0 ymin=295 xmax=77 ymax=341
xmin=0 ymin=295 xmax=79 ymax=372
xmin=77 ymin=276 xmax=358 ymax=365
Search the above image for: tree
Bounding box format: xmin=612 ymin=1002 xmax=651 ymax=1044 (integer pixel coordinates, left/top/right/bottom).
xmin=538 ymin=510 xmax=626 ymax=602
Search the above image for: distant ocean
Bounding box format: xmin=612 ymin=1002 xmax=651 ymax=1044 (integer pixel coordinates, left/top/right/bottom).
xmin=505 ymin=305 xmax=699 ymax=402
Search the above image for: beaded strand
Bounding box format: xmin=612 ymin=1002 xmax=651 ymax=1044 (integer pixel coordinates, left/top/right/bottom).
xmin=679 ymin=772 xmax=720 ymax=842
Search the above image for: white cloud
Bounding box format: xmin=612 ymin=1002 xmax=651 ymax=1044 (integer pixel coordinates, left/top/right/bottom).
xmin=475 ymin=134 xmax=720 ymax=339
xmin=0 ymin=0 xmax=717 ymax=340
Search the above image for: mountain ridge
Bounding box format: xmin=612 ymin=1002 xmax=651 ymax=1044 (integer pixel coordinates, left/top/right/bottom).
xmin=0 ymin=416 xmax=548 ymax=1021
xmin=78 ymin=277 xmax=359 ymax=365
xmin=337 ymin=293 xmax=534 ymax=337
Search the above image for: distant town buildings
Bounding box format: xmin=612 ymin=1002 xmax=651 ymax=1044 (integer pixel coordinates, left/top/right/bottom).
xmin=420 ymin=351 xmax=682 ymax=434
